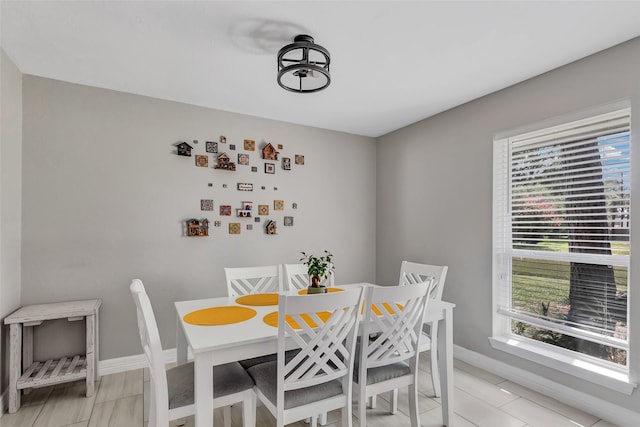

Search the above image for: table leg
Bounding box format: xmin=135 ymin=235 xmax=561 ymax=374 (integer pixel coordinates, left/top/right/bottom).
xmin=22 ymin=325 xmax=34 ymax=395
xmin=194 ymin=353 xmax=214 ymax=427
xmin=437 ymin=307 xmax=454 ymax=426
xmin=176 ymin=313 xmax=188 ymax=365
xmin=9 ymin=323 xmax=22 ymax=413
xmin=86 ymin=314 xmax=96 ymax=397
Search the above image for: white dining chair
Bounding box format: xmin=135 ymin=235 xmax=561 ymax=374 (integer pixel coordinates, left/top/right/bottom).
xmin=129 ymin=279 xmax=255 ymax=427
xmin=282 ymin=263 xmax=336 ymax=426
xmin=354 ymin=282 xmax=432 ymax=427
xmin=399 ymin=261 xmax=448 ymax=397
xmin=246 ymin=287 xmax=365 ymax=427
xmin=224 ymin=264 xmax=283 ymax=297
xmin=224 ymin=265 xmax=288 ymax=370
xmin=283 ymin=263 xmax=335 ymax=291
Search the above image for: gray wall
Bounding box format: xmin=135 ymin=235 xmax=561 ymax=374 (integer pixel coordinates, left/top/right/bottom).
xmin=0 ymin=48 xmax=23 ymax=391
xmin=21 ymin=76 xmax=377 ymax=360
xmin=376 ymin=37 xmax=640 ymax=412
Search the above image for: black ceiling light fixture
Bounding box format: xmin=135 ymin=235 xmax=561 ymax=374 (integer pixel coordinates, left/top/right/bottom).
xmin=277 ymin=34 xmax=330 ymax=93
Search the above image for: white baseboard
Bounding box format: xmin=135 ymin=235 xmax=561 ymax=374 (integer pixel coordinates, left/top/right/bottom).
xmin=454 ymin=344 xmax=640 ymax=427
xmin=98 ymin=348 xmax=178 ymax=376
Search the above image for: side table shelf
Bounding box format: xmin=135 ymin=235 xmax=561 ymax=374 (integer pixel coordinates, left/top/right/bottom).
xmin=4 ymin=299 xmax=101 ymax=414
xmin=18 ymin=355 xmax=87 ymax=390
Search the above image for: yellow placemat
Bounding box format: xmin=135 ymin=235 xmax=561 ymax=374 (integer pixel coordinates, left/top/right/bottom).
xmin=371 ymin=302 xmax=403 ymax=316
xmin=183 ymin=306 xmax=257 ymax=326
xmin=263 ymin=311 xmax=332 ymax=329
xmin=297 ymin=287 xmax=344 ymax=295
xmin=361 ymin=302 xmax=404 ymax=315
xmin=235 ymin=293 xmax=279 ymax=306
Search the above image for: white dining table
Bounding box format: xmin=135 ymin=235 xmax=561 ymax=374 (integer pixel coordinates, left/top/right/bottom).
xmin=174 ymin=283 xmax=455 ymax=427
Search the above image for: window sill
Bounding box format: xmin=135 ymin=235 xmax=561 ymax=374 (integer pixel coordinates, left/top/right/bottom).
xmin=489 ymin=336 xmax=637 ymax=395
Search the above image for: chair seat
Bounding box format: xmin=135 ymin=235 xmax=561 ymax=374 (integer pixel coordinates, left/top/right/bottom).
xmin=167 ymin=361 xmax=255 ymax=409
xmin=238 ymin=349 xmax=301 ymax=369
xmin=354 ymin=360 xmax=411 ymax=385
xmin=247 ymin=360 xmax=343 ymax=409
xmin=353 ymin=340 xmax=411 ymax=385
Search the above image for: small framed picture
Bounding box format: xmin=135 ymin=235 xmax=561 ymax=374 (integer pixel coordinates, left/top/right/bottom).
xmin=220 ymin=135 xmax=227 ymax=143
xmin=244 ymin=139 xmax=256 ymax=151
xmin=265 ymin=163 xmax=275 ymax=174
xmin=284 ymin=216 xmax=294 ymax=226
xmin=238 ymin=153 xmax=250 ymax=165
xmin=229 ymin=144 xmax=236 ymax=150
xmin=282 ymin=157 xmax=291 ymax=170
xmin=246 ymin=224 xmax=253 ymax=230
xmin=220 ymin=205 xmax=232 ymax=216
xmin=295 ymin=154 xmax=305 ymax=165
xmin=251 ymin=166 xmax=258 ymax=172
xmin=200 ymin=199 xmax=214 ymax=211
xmin=274 ymin=200 xmax=284 ymax=211
xmin=206 ymin=141 xmax=218 ymax=153
xmin=195 ymin=155 xmax=208 ymax=167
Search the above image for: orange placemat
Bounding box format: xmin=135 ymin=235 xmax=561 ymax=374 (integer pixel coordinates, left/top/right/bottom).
xmin=297 ymin=287 xmax=344 ymax=295
xmin=263 ymin=311 xmax=332 ymax=329
xmin=183 ymin=306 xmax=257 ymax=326
xmin=236 ymin=293 xmax=279 ymax=306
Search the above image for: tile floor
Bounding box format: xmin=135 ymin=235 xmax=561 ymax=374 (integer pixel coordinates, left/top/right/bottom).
xmin=1 ymin=357 xmax=618 ymax=427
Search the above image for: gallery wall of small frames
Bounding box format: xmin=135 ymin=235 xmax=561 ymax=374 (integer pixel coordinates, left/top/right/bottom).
xmin=177 ymin=136 xmax=303 ymax=236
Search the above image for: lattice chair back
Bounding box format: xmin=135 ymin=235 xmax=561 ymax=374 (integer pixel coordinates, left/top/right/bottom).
xmin=224 ymin=264 xmax=282 ymax=297
xmin=399 ymin=261 xmax=448 ymax=301
xmin=283 ymin=263 xmax=335 ymax=291
xmin=130 ymin=279 xmax=170 ymax=426
xmin=361 ymin=282 xmax=432 ymax=370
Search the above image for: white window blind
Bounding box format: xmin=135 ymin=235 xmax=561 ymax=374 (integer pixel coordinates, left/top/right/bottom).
xmin=494 ymin=108 xmax=631 ymax=366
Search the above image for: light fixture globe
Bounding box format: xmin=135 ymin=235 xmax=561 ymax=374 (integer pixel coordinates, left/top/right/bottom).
xmin=277 ymin=34 xmax=330 ymax=93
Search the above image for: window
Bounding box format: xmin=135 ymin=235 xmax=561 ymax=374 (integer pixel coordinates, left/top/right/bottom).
xmin=492 ymin=108 xmax=631 ymax=385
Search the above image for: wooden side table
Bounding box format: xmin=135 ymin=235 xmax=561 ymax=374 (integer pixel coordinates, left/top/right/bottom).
xmin=3 ymin=299 xmax=101 ymax=413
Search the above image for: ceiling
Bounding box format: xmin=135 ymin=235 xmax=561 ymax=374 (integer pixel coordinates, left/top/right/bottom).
xmin=3 ymin=1 xmax=640 ymax=138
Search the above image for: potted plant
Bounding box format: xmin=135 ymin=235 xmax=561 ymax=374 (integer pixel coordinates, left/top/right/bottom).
xmin=300 ymin=250 xmax=335 ymax=294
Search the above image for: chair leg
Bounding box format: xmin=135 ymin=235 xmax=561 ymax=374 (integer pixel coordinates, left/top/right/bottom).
xmin=242 ymin=390 xmax=256 ymax=427
xmin=311 ymin=415 xmax=318 ymax=427
xmin=319 ymin=411 xmax=328 ymax=425
xmin=430 ymin=328 xmax=441 ymax=397
xmin=341 ymin=404 xmax=352 ymax=427
xmin=408 ymin=383 xmax=420 ymax=427
xmin=148 ymin=385 xmax=157 ymax=427
xmin=223 ymin=405 xmax=232 ymax=427
xmin=389 ymin=389 xmax=398 ymax=415
xmin=358 ymin=386 xmax=367 ymax=427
